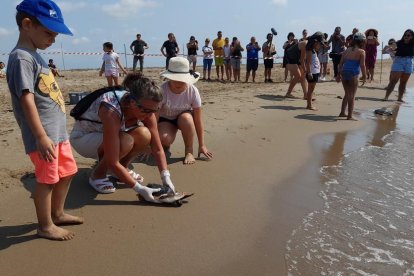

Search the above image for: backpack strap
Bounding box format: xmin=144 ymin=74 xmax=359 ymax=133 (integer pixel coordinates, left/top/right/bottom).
xmin=74 ymin=86 xmax=124 ymax=124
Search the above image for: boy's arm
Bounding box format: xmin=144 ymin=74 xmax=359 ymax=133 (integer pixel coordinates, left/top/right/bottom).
xmin=116 ymin=57 xmax=128 ymax=74
xmin=99 ymin=61 xmax=104 ymax=76
xmin=20 ymin=91 xmax=56 ymax=161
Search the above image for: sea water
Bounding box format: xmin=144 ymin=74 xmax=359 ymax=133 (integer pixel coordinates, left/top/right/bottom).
xmin=285 ymin=89 xmax=414 ymax=275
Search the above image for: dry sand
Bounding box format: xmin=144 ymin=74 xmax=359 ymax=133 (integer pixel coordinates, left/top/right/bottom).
xmin=0 ymin=60 xmax=398 ymax=275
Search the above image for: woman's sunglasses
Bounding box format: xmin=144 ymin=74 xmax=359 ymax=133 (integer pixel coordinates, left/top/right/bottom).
xmin=136 ymin=104 xmax=158 ymax=114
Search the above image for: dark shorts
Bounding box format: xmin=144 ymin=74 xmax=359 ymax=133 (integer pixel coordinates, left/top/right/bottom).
xmin=246 ymin=59 xmax=258 ymax=71
xmin=158 ymin=116 xmax=179 ymax=126
xmin=264 ymin=58 xmax=274 ymax=69
xmin=307 ymin=73 xmax=320 ymax=83
xmin=158 ymin=111 xmax=192 ymax=127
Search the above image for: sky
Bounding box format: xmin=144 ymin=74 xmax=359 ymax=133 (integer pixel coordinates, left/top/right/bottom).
xmin=1 ymin=0 xmax=413 ymax=70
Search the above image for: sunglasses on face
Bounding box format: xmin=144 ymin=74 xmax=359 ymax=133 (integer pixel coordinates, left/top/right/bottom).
xmin=136 ymin=104 xmax=158 ymax=114
xmin=404 ymin=34 xmax=412 ymax=38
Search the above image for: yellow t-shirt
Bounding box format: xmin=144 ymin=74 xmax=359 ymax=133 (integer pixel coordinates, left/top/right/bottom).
xmin=212 ymin=38 xmax=225 ymax=57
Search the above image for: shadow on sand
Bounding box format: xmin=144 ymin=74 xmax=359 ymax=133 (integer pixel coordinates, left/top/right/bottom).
xmin=0 ymin=159 xmax=188 ymax=249
xmin=0 ymin=223 xmax=38 ymax=251
xmin=255 ymin=94 xmax=286 ymax=101
xmin=295 ymin=114 xmax=338 ymax=122
xmin=261 ymin=105 xmax=305 ymax=111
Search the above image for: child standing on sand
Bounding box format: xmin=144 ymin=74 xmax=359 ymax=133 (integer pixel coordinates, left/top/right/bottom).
xmin=0 ymin=61 xmax=6 ymax=78
xmin=336 ymin=32 xmax=367 ymax=120
xmin=99 ymin=42 xmax=128 ymax=87
xmin=305 ymin=32 xmax=326 ymax=110
xmin=6 ymin=0 xmax=83 ymax=241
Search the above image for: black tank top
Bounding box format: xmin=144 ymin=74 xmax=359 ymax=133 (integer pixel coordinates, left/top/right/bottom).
xmin=286 ymin=43 xmax=300 ymax=61
xmin=188 ymin=46 xmax=197 ymax=55
xmin=396 ymin=41 xmax=414 ymax=57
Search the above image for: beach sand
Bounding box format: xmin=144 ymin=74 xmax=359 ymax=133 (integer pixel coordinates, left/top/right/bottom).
xmin=0 ymin=60 xmax=400 ymax=275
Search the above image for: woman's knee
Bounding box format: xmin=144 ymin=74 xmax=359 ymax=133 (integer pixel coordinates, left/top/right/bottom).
xmin=119 ymin=133 xmax=135 ymax=154
xmin=130 ymin=127 xmax=151 ymax=145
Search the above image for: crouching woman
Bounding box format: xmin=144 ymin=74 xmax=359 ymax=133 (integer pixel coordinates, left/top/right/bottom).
xmin=70 ymin=72 xmax=174 ymax=202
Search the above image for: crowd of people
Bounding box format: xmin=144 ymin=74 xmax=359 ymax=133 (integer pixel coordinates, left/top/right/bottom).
xmin=4 ymin=0 xmax=414 ymax=242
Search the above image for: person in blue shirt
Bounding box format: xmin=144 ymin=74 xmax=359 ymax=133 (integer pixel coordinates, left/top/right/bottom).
xmin=245 ymin=37 xmax=261 ymax=82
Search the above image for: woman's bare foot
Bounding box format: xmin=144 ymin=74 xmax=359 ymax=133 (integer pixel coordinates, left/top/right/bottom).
xmin=53 ymin=213 xmax=84 ymax=226
xmin=338 ymin=113 xmax=347 ymax=117
xmin=37 ymin=225 xmax=75 ymax=241
xmin=183 ymin=153 xmax=196 ymax=165
xmin=307 ymin=106 xmax=317 ymax=111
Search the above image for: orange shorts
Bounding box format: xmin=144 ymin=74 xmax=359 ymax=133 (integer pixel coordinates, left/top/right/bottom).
xmin=28 ymin=141 xmax=78 ymax=184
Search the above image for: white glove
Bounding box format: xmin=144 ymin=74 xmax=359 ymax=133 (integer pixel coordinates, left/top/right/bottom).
xmin=133 ymin=182 xmax=160 ymax=203
xmin=161 ymin=170 xmax=175 ymax=193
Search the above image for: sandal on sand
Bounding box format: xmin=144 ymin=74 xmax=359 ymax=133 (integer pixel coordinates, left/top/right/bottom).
xmin=89 ymin=177 xmax=116 ymax=194
xmin=109 ymin=169 xmax=144 ymax=183
xmin=128 ymin=170 xmax=144 ymax=183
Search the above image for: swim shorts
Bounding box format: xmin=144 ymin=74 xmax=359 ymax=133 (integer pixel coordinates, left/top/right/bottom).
xmin=28 ymin=141 xmax=78 ymax=184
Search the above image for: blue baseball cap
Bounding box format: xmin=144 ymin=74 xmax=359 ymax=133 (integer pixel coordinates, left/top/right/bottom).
xmin=16 ymin=0 xmax=73 ymax=36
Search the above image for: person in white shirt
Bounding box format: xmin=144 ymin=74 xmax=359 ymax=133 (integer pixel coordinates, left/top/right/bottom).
xmin=158 ymin=57 xmax=213 ymax=165
xmin=99 ymin=42 xmax=128 ymax=87
xmin=202 ymin=38 xmax=214 ymax=81
xmin=0 ymin=62 xmax=6 ymax=78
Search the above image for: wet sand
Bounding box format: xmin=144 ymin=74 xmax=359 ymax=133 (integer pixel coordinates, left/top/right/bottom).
xmin=0 ymin=60 xmax=401 ymax=275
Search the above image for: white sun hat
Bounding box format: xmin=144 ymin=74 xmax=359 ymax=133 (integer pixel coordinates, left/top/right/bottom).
xmin=160 ymin=57 xmax=200 ymax=84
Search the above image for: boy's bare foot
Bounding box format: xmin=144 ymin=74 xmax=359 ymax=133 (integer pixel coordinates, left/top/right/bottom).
xmin=183 ymin=153 xmax=196 ymax=165
xmin=347 ymin=117 xmax=358 ymax=121
xmin=338 ymin=113 xmax=347 ymax=117
xmin=37 ymin=225 xmax=75 ymax=241
xmin=53 ymin=213 xmax=84 ymax=226
xmin=397 ymin=99 xmax=405 ymax=103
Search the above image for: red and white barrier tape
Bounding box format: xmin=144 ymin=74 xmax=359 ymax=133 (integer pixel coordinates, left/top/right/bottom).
xmin=0 ymin=51 xmax=282 ymax=60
